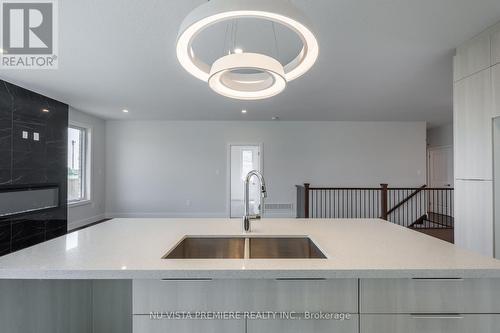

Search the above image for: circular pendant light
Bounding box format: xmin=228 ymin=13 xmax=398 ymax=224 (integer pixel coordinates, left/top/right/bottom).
xmin=209 ymin=53 xmax=286 ymax=100
xmin=176 ymin=0 xmax=319 ymax=100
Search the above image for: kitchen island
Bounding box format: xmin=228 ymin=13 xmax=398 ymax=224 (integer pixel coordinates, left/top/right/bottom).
xmin=1 ymin=218 xmax=500 ymax=333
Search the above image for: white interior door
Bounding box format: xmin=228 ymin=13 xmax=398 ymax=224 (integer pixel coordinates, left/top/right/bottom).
xmin=230 ymin=145 xmax=261 ymax=218
xmin=428 ymin=146 xmax=453 ymax=215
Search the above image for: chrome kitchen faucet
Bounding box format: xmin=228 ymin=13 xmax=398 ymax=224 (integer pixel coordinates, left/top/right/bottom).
xmin=243 ymin=170 xmax=267 ymax=232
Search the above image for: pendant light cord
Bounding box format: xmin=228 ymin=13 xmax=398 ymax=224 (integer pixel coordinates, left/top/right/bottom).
xmin=272 ymin=22 xmax=280 ymax=61
xmin=223 ymin=19 xmax=238 ymax=55
xmin=232 ymin=20 xmax=238 ymax=52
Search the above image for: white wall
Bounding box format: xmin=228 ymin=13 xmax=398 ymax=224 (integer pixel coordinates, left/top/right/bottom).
xmin=105 ymin=121 xmax=426 ymax=218
xmin=68 ymin=107 xmax=106 ymax=230
xmin=427 ymin=123 xmax=453 ymax=148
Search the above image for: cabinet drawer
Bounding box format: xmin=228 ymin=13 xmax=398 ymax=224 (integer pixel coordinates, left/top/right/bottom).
xmin=133 ymin=316 xmax=243 ymax=333
xmin=248 ymin=315 xmax=358 ymax=333
xmin=360 ymin=314 xmax=500 ymax=333
xmin=133 ymin=279 xmax=357 ymax=314
xmin=360 ymin=278 xmax=500 ymax=313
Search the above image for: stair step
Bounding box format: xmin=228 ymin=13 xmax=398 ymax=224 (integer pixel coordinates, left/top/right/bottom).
xmin=410 ymin=219 xmax=453 ymax=229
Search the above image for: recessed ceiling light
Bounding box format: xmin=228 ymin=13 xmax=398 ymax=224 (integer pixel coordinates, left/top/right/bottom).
xmin=241 ymin=109 xmax=247 ymax=114
xmin=41 ymin=108 xmax=49 ymax=113
xmin=122 ymin=109 xmax=129 ymax=113
xmin=234 ymin=48 xmax=243 ymax=54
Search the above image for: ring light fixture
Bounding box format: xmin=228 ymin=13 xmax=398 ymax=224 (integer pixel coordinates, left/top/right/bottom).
xmin=176 ymin=0 xmax=319 ymax=100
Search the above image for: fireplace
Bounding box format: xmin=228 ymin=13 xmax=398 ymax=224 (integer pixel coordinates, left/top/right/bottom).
xmin=0 ymin=184 xmax=59 ymax=217
xmin=0 ymin=184 xmax=67 ymax=256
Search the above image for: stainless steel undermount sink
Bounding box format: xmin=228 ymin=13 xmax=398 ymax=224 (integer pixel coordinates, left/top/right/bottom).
xmin=163 ymin=236 xmax=326 ymax=259
xmin=163 ymin=237 xmax=245 ymax=259
xmin=248 ymin=237 xmax=326 ymax=259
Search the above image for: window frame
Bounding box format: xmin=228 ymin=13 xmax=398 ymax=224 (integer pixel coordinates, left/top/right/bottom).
xmin=68 ymin=123 xmax=92 ymax=206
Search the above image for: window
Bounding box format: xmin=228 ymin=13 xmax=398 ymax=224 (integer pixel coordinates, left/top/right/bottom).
xmin=68 ymin=125 xmax=89 ymax=203
xmin=230 ymin=144 xmax=261 ymax=218
xmin=241 ymin=150 xmax=254 ymax=180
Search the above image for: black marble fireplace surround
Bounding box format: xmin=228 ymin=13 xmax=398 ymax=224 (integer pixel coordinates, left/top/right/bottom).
xmin=0 ymin=80 xmax=68 ymax=256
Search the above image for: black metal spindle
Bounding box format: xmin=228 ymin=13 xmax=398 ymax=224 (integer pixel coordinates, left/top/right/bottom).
xmin=314 ymin=190 xmax=317 ymax=218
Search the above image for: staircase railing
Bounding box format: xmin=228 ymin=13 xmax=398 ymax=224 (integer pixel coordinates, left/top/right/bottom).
xmin=296 ymin=183 xmax=454 ymax=229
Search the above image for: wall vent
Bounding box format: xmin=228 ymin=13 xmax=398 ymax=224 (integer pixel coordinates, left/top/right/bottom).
xmin=264 ymin=203 xmax=294 ymax=211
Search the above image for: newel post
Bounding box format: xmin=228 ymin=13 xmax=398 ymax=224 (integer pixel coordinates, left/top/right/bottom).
xmin=304 ymin=183 xmax=310 ymax=219
xmin=380 ymin=183 xmax=388 ymax=220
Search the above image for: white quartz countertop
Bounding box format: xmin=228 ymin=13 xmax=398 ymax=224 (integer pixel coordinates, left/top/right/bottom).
xmin=1 ymin=218 xmax=500 ymax=279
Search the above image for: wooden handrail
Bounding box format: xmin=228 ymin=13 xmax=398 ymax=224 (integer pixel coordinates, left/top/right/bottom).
xmin=307 ymin=187 xmax=382 ymax=190
xmin=296 ymin=183 xmax=452 ymax=220
xmin=386 ymin=185 xmax=427 ymax=216
xmin=305 ymin=186 xmax=452 ymax=190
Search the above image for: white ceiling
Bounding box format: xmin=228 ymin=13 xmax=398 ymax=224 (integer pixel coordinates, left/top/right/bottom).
xmin=2 ymin=0 xmax=500 ymax=126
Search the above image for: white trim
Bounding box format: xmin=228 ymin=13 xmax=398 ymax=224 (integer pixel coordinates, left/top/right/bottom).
xmin=264 ymin=211 xmax=294 ymax=218
xmin=68 ymin=213 xmax=105 ymax=231
xmin=427 ymin=144 xmax=453 ymax=187
xmin=226 ymin=143 xmax=264 ymax=218
xmin=428 ymin=144 xmax=453 ymax=150
xmin=103 ymin=212 xmax=291 ymax=219
xmin=68 ymin=199 xmax=92 ymax=208
xmin=68 ymin=120 xmax=93 ymax=204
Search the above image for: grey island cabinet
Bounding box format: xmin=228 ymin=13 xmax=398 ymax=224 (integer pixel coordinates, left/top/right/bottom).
xmin=132 ymin=277 xmax=500 ymax=333
xmin=2 ymin=218 xmax=500 ymax=333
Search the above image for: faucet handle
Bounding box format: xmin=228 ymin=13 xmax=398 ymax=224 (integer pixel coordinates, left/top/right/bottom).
xmin=243 ymin=216 xmax=250 ymax=232
xmin=261 ymin=185 xmax=267 ymax=198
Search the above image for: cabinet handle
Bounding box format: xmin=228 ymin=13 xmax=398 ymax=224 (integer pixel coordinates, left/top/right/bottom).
xmin=411 ymin=278 xmax=464 ymax=282
xmin=275 ymin=278 xmax=326 ymax=281
xmin=161 ymin=278 xmax=213 ymax=281
xmin=411 ymin=314 xmax=464 ymax=320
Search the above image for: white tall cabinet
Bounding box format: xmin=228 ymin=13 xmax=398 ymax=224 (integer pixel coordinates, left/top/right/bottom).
xmin=455 ymin=180 xmax=493 ymax=255
xmin=493 ymin=27 xmax=500 ymax=66
xmin=454 ymin=69 xmax=493 ymax=180
xmin=494 ymin=65 xmax=500 ymax=117
xmin=454 ymin=21 xmax=500 ymax=257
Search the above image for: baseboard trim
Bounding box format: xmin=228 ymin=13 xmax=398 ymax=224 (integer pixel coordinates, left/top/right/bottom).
xmin=264 ymin=212 xmax=294 ymax=218
xmin=104 ymin=212 xmax=293 ymax=219
xmin=104 ymin=212 xmax=227 ymax=219
xmin=68 ymin=214 xmax=106 ymax=231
